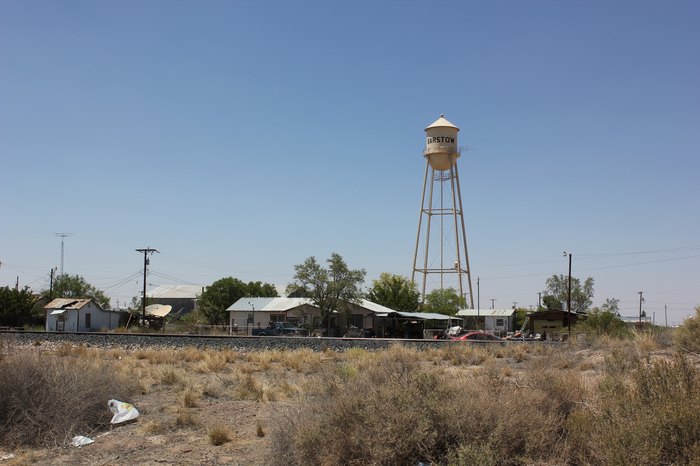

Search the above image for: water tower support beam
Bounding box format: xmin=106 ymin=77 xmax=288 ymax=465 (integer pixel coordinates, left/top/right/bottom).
xmin=454 ymin=162 xmax=474 ymax=308
xmin=421 ymin=165 xmax=437 ymax=300
xmin=411 ymin=161 xmax=430 ymax=288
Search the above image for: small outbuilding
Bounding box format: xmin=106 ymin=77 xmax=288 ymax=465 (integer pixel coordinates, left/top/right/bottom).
xmin=525 ymin=309 xmax=586 ymax=335
xmin=45 ymin=298 xmax=122 ymax=332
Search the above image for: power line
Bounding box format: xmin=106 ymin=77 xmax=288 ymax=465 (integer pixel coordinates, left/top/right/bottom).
xmin=149 ymin=270 xmax=201 ymax=286
xmin=577 ymin=245 xmax=700 ymax=258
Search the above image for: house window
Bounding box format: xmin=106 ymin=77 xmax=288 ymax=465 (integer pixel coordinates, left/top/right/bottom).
xmin=496 ymin=318 xmax=504 ymax=327
xmin=85 ymin=313 xmax=91 ymax=329
xmin=247 ymin=314 xmax=254 ymax=324
xmin=350 ymin=314 xmax=363 ymax=328
xmin=270 ymin=314 xmax=286 ymax=323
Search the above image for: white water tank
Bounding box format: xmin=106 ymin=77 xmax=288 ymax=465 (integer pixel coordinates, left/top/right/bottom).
xmin=424 ymin=114 xmax=460 ymax=171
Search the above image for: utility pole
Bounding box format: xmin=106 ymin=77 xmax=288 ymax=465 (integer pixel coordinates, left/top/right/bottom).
xmin=477 ymin=277 xmax=480 ymax=330
xmin=136 ymin=248 xmax=159 ymax=323
xmin=512 ymin=301 xmax=518 ymax=309
xmin=563 ymin=252 xmax=572 ymax=333
xmin=538 ymin=292 xmax=542 ymax=309
xmin=49 ymin=267 xmax=56 ymax=301
xmin=490 ymin=298 xmax=496 ymax=309
xmin=665 ymin=304 xmax=668 ymax=327
xmin=638 ymin=291 xmax=644 ymax=324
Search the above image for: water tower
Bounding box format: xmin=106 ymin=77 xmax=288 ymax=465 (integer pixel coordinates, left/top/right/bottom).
xmin=411 ymin=115 xmax=474 ymax=308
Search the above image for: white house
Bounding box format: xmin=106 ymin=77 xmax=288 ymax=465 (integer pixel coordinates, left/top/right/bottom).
xmin=45 ymin=298 xmax=122 ymax=332
xmin=227 ymin=297 xmax=320 ymax=334
xmin=456 ymin=308 xmax=517 ymax=335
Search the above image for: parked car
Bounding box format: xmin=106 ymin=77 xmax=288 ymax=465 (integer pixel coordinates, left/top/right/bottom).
xmin=251 ymin=322 xmax=308 ymax=336
xmin=451 ymin=331 xmax=503 ymax=342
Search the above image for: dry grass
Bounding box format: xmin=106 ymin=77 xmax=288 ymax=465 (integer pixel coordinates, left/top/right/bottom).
xmin=181 ymin=384 xmax=202 ymax=408
xmin=0 ymin=351 xmax=137 ymax=447
xmin=207 ymin=424 xmax=233 ymax=446
xmin=2 ymin=328 xmax=698 ymax=464
xmin=175 ymin=408 xmax=199 ymax=428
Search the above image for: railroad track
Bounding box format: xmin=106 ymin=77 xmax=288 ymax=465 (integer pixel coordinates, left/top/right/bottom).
xmin=0 ymin=330 xmax=556 ymax=352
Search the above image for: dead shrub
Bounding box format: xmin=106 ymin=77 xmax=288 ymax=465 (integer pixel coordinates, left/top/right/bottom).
xmin=269 ymin=344 xmax=570 ymax=466
xmin=181 ymin=384 xmax=202 ymax=408
xmin=440 ymin=344 xmax=490 ymax=366
xmin=175 ymin=408 xmax=199 ymax=428
xmin=674 ymin=306 xmax=700 ymax=353
xmin=158 ymin=365 xmax=184 ymax=386
xmin=568 ymin=354 xmax=700 ymax=465
xmin=207 ymin=424 xmax=233 ymax=446
xmin=0 ymin=351 xmax=137 ymax=447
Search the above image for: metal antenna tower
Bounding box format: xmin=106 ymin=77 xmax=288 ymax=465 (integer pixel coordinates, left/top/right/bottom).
xmin=55 ymin=233 xmax=74 ymax=276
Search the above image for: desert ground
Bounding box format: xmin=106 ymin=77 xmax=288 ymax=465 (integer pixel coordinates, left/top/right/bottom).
xmin=1 ymin=330 xmax=698 ymax=465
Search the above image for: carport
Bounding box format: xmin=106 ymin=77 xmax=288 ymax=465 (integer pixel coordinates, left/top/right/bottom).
xmin=371 ymin=311 xmax=458 ymax=339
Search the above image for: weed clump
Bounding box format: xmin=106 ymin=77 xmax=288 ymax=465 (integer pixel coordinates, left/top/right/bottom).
xmin=674 ymin=306 xmax=700 ymax=353
xmin=207 ymin=424 xmax=233 ymax=446
xmin=0 ymin=352 xmax=137 ymax=447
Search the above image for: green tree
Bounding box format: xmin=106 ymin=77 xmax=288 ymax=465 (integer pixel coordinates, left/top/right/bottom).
xmin=576 ymin=307 xmax=630 ymax=337
xmin=0 ymin=286 xmax=37 ymax=326
xmin=198 ymin=277 xmax=278 ymax=325
xmin=423 ymin=288 xmax=465 ymax=316
xmin=600 ymin=297 xmax=620 ymax=316
xmin=541 ymin=274 xmax=594 ymax=313
xmin=367 ymin=273 xmax=420 ymax=311
xmin=43 ymin=274 xmax=110 ymax=309
xmin=286 ymin=253 xmax=366 ymax=332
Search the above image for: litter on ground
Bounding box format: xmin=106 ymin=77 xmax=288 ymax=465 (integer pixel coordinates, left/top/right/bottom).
xmin=108 ymin=399 xmax=139 ymax=424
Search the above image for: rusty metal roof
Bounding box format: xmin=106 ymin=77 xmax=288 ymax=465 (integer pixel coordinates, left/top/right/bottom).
xmin=45 ymin=298 xmax=93 ymax=310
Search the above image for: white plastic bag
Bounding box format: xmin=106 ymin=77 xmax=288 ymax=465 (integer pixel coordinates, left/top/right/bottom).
xmin=71 ymin=436 xmax=94 ymax=447
xmin=108 ymin=399 xmax=139 ymax=424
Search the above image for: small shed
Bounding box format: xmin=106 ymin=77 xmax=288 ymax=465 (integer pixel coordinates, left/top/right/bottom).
xmin=456 ymin=308 xmax=516 ymax=335
xmin=45 ymin=298 xmax=121 ymax=332
xmin=525 ymin=309 xmax=586 ymax=335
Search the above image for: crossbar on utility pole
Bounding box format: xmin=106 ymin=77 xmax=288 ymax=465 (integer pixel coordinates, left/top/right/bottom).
xmin=136 ymin=248 xmax=159 ymax=323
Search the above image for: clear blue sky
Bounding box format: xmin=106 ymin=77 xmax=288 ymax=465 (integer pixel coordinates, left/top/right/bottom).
xmin=1 ymin=1 xmax=698 ymax=324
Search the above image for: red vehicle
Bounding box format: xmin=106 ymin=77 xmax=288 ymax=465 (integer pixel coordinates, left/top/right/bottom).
xmin=451 ymin=331 xmax=503 ymax=342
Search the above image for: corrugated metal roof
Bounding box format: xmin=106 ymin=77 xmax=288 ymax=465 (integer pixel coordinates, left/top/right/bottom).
xmin=148 ymin=285 xmax=204 ymax=299
xmin=392 ymin=311 xmax=456 ymax=321
xmin=456 ymin=308 xmax=516 ymax=317
xmin=45 ymin=298 xmax=92 ymax=310
xmin=227 ymin=297 xmax=313 ymax=312
xmin=228 ymin=298 xmax=406 ymax=314
xmin=357 ymin=299 xmax=397 ymax=314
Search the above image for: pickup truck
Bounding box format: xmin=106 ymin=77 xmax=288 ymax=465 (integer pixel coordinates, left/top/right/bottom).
xmin=251 ymin=322 xmax=308 ymax=336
